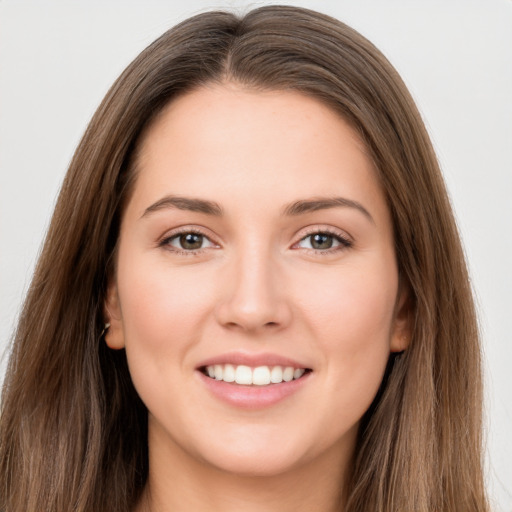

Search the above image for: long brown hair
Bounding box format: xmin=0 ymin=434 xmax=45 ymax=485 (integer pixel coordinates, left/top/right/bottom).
xmin=0 ymin=6 xmax=488 ymax=511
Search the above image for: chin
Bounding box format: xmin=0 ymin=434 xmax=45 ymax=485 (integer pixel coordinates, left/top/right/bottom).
xmin=201 ymin=448 xmax=305 ymax=477
xmin=177 ymin=426 xmax=299 ymax=476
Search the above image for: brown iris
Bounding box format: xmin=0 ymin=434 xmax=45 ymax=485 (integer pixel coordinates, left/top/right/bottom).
xmin=179 ymin=233 xmax=204 ymax=250
xmin=310 ymin=233 xmax=334 ymax=250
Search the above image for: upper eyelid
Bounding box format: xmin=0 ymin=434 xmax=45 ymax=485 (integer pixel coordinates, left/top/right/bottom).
xmin=295 ymin=225 xmax=352 ymax=242
xmin=160 ymin=225 xmax=220 ymax=244
xmin=294 ymin=233 xmax=351 ymax=250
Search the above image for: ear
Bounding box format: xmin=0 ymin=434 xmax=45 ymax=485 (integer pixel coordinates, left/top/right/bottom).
xmin=103 ymin=280 xmax=125 ymax=350
xmin=390 ymin=283 xmax=412 ymax=353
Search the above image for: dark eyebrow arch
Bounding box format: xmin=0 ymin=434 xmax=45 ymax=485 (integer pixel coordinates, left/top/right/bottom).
xmin=141 ymin=195 xmax=373 ymax=223
xmin=141 ymin=195 xmax=224 ymax=218
xmin=283 ymin=197 xmax=374 ymax=224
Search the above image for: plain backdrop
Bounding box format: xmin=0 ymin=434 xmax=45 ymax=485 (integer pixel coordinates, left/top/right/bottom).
xmin=1 ymin=0 xmax=511 ymax=509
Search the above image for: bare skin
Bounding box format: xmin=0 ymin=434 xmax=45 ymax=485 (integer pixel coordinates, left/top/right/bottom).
xmin=137 ymin=427 xmax=348 ymax=512
xmin=105 ymin=83 xmax=410 ymax=512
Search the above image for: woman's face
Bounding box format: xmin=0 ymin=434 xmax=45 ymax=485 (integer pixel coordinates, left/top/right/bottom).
xmin=106 ymin=84 xmax=409 ymax=477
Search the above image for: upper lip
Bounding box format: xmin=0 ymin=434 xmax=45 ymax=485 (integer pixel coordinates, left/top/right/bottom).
xmin=196 ymin=352 xmax=312 ymax=370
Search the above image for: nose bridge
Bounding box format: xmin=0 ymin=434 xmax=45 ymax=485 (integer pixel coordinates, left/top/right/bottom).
xmin=236 ymin=242 xmax=275 ymax=304
xmin=216 ymin=236 xmax=291 ymax=331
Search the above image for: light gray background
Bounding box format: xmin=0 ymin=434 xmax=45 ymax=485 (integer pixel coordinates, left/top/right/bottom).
xmin=1 ymin=0 xmax=511 ymax=509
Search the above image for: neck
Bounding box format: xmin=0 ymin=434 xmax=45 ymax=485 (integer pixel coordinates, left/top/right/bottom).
xmin=135 ymin=428 xmax=353 ymax=512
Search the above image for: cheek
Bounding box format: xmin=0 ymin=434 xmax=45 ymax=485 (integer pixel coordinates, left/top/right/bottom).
xmin=296 ymin=257 xmax=397 ymax=402
xmin=116 ymin=251 xmax=216 ymax=365
xmin=115 ymin=253 xmax=221 ymax=425
xmin=300 ymin=260 xmax=397 ymax=339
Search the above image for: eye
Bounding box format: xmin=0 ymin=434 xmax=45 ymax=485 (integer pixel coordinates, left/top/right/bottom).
xmin=296 ymin=231 xmax=351 ymax=251
xmin=162 ymin=231 xmax=216 ymax=252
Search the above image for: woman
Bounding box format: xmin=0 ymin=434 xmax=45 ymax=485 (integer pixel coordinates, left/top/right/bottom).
xmin=0 ymin=5 xmax=488 ymax=511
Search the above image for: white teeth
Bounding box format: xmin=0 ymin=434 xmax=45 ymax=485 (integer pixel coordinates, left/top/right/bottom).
xmin=204 ymin=364 xmax=308 ymax=385
xmin=283 ymin=367 xmax=294 ymax=382
xmin=223 ymin=364 xmax=235 ymax=382
xmin=270 ymin=366 xmax=283 ymax=383
xmin=294 ymin=368 xmax=305 ymax=379
xmin=235 ymin=365 xmax=252 ymax=385
xmin=252 ymin=366 xmax=271 ymax=386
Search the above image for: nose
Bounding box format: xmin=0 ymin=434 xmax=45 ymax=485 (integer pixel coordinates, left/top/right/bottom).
xmin=215 ymin=246 xmax=292 ymax=333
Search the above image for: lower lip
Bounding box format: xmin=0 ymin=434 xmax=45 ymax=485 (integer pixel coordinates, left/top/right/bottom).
xmin=197 ymin=371 xmax=311 ymax=409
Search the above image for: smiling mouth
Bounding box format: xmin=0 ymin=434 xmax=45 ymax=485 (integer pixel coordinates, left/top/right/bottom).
xmin=200 ymin=364 xmax=312 ymax=386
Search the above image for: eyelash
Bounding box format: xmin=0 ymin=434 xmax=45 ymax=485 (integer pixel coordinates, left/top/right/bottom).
xmin=158 ymin=228 xmax=216 ymax=256
xmin=294 ymin=228 xmax=353 ymax=255
xmin=158 ymin=227 xmax=352 ymax=256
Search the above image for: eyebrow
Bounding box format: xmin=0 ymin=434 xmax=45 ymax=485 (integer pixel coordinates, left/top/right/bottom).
xmin=141 ymin=195 xmax=224 ymax=218
xmin=141 ymin=194 xmax=373 ymax=223
xmin=283 ymin=197 xmax=374 ymax=223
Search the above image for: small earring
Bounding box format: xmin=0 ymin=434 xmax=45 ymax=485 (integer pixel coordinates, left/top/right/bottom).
xmin=101 ymin=322 xmax=111 ymax=337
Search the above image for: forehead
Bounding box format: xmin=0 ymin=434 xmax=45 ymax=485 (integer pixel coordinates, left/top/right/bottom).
xmin=138 ymin=84 xmax=369 ymax=164
xmin=128 ymin=83 xmax=390 ymax=228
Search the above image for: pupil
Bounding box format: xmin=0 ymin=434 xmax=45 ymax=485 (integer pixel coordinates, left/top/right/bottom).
xmin=312 ymin=233 xmax=333 ymax=249
xmin=180 ymin=233 xmax=203 ymax=250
